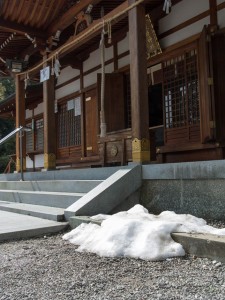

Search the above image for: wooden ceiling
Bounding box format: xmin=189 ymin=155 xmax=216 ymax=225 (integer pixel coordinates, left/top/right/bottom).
xmin=0 ymin=0 xmax=166 ymax=76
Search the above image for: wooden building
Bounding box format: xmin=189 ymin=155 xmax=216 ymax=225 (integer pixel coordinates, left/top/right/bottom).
xmin=0 ymin=0 xmax=225 ymax=171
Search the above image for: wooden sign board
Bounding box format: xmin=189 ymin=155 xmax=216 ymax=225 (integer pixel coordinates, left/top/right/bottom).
xmin=40 ymin=66 xmax=50 ymax=83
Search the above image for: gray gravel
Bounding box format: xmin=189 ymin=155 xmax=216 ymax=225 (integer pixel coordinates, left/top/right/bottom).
xmin=0 ymin=231 xmax=225 ymax=300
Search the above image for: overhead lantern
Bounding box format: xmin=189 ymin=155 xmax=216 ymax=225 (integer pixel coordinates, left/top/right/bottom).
xmin=6 ymin=59 xmax=27 ymax=73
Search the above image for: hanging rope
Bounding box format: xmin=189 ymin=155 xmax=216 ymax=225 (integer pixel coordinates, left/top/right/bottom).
xmin=24 ymin=73 xmax=29 ymax=89
xmin=24 ymin=33 xmax=37 ymax=48
xmin=0 ymin=32 xmax=16 ymax=52
xmin=17 ymin=0 xmax=145 ymax=78
xmin=107 ymin=19 xmax=112 ymax=44
xmin=54 ymin=52 xmax=61 ymax=77
xmin=163 ymin=0 xmax=172 ymax=14
xmin=51 ymin=56 xmax=54 ymax=75
xmin=0 ymin=56 xmax=6 ymax=63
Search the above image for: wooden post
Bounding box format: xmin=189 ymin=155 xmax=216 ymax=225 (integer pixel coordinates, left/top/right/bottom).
xmin=43 ymin=60 xmax=56 ymax=170
xmin=209 ymin=0 xmax=218 ymax=30
xmin=15 ymin=75 xmax=26 ymax=172
xmin=128 ymin=0 xmax=150 ymax=163
xmin=80 ymin=64 xmax=86 ymax=158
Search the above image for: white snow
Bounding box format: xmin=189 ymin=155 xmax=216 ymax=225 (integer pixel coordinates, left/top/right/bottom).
xmin=63 ymin=205 xmax=225 ymax=261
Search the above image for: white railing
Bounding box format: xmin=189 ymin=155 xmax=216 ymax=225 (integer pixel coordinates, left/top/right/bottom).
xmin=0 ymin=126 xmax=32 ymax=181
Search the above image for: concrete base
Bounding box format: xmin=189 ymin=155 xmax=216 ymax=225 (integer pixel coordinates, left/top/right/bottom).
xmin=141 ymin=179 xmax=225 ymax=221
xmin=141 ymin=161 xmax=225 ymax=221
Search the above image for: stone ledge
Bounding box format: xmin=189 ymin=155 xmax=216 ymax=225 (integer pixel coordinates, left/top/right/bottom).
xmin=172 ymin=232 xmax=225 ymax=263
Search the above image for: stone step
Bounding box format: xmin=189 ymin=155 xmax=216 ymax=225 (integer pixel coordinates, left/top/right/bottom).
xmin=69 ymin=216 xmax=102 ymax=228
xmin=0 ymin=201 xmax=65 ymax=221
xmin=0 ymin=166 xmax=125 ymax=181
xmin=0 ymin=180 xmax=102 ymax=193
xmin=0 ymin=190 xmax=85 ymax=208
xmin=0 ymin=211 xmax=68 ymax=242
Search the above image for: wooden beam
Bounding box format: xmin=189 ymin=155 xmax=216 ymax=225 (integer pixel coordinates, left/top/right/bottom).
xmin=0 ymin=18 xmax=47 ymax=39
xmin=48 ymin=0 xmax=103 ymax=35
xmin=19 ymin=1 xmax=129 ymax=78
xmin=54 ymin=1 xmax=129 ymax=59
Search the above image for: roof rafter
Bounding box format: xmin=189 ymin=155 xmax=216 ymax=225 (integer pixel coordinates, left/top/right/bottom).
xmin=0 ymin=18 xmax=47 ymax=39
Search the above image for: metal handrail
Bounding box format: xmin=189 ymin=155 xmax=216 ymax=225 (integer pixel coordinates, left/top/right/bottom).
xmin=0 ymin=126 xmax=32 ymax=181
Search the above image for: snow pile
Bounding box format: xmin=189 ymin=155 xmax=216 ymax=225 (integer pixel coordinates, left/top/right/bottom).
xmin=63 ymin=205 xmax=225 ymax=261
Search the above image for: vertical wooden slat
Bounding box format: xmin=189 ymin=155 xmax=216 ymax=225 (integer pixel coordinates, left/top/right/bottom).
xmin=198 ymin=25 xmax=215 ymax=143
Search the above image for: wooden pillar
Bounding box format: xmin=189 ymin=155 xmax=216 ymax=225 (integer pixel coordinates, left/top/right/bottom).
xmin=15 ymin=75 xmax=26 ymax=172
xmin=80 ymin=64 xmax=86 ymax=158
xmin=43 ymin=61 xmax=56 ymax=170
xmin=128 ymin=0 xmax=150 ymax=163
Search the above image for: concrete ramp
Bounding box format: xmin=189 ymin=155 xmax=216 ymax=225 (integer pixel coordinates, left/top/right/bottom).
xmin=65 ymin=165 xmax=142 ymax=220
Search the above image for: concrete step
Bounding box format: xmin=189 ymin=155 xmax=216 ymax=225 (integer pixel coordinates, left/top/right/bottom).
xmin=0 ymin=201 xmax=65 ymax=221
xmin=0 ymin=211 xmax=68 ymax=242
xmin=0 ymin=166 xmax=126 ymax=181
xmin=0 ymin=180 xmax=102 ymax=193
xmin=0 ymin=190 xmax=85 ymax=208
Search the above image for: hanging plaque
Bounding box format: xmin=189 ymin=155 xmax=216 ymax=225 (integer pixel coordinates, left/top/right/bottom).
xmin=74 ymin=97 xmax=81 ymax=116
xmin=67 ymin=99 xmax=74 ymax=111
xmin=40 ymin=66 xmax=50 ymax=82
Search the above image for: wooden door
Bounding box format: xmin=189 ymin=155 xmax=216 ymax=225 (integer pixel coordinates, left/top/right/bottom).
xmin=198 ymin=25 xmax=215 ymax=143
xmin=85 ymin=89 xmax=98 ymax=156
xmin=97 ymin=73 xmax=125 ymax=133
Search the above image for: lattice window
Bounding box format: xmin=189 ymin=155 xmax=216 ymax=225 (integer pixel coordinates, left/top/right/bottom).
xmin=36 ymin=118 xmax=44 ymax=150
xmin=26 ymin=118 xmax=44 ymax=152
xmin=57 ymin=100 xmax=81 ymax=148
xmin=163 ymin=49 xmax=199 ymax=129
xmin=26 ymin=122 xmax=33 ymax=152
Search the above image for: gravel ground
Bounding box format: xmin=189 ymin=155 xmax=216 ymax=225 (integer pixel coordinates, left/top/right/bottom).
xmin=0 ymin=229 xmax=225 ymax=300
